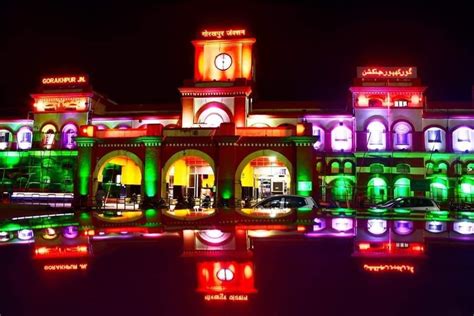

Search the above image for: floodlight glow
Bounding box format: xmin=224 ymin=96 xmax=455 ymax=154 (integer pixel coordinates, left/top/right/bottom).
xmin=331 ymin=217 xmax=353 ymax=232
xmin=394 ymin=220 xmax=414 ymax=235
xmin=367 ymin=219 xmax=387 ymax=235
xmin=453 ymin=221 xmax=474 ymax=235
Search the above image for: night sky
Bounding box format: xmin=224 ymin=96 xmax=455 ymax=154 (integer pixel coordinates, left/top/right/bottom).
xmin=0 ymin=1 xmax=473 ymax=117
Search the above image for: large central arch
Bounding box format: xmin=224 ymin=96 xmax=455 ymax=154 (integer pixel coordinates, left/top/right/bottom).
xmin=161 ymin=149 xmax=216 ymax=198
xmin=92 ymin=150 xmax=144 ymax=197
xmin=235 ymin=149 xmax=294 ymax=201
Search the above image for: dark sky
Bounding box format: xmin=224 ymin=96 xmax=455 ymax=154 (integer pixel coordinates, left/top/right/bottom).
xmin=0 ymin=1 xmax=473 ymax=117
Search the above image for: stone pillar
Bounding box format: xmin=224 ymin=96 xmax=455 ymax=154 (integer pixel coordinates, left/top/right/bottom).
xmin=215 ymin=136 xmax=239 ymax=208
xmin=137 ymin=136 xmax=162 ymax=204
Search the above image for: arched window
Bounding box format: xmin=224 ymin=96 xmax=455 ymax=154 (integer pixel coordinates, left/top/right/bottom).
xmin=331 ymin=178 xmax=354 ymax=202
xmin=396 ymin=164 xmax=410 ymax=174
xmin=61 ymin=123 xmax=77 ymax=149
xmin=344 ymin=161 xmax=353 ymax=174
xmin=467 ymin=163 xmax=474 ymax=175
xmin=41 ymin=124 xmax=57 ymax=149
xmin=367 ymin=121 xmax=386 ymax=151
xmin=312 ymin=126 xmax=324 ymax=150
xmin=453 ymin=161 xmax=463 ymax=176
xmin=331 ymin=124 xmax=352 ymax=152
xmin=394 ymin=177 xmax=411 ymax=198
xmin=316 ymin=161 xmax=323 ymax=173
xmin=197 ymin=107 xmax=231 ymax=127
xmin=426 ymin=162 xmax=435 ymax=175
xmin=0 ymin=129 xmax=12 ymax=150
xmin=370 ymin=163 xmax=384 ymax=174
xmin=438 ymin=162 xmax=448 ymax=174
xmin=331 ymin=161 xmax=340 ymax=174
xmin=425 ymin=127 xmax=445 ymax=152
xmin=393 ymin=122 xmax=412 ymax=150
xmin=458 ymin=177 xmax=474 ymax=203
xmin=430 ymin=177 xmax=448 ymax=202
xmin=453 ymin=127 xmax=473 ymax=153
xmin=17 ymin=127 xmax=33 ymax=150
xmin=369 ymin=99 xmax=383 ymax=107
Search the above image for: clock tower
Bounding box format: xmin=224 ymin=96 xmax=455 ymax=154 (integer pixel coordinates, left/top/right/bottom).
xmin=179 ymin=28 xmax=256 ymax=128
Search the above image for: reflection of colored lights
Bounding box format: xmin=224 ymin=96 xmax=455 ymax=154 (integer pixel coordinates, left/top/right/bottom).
xmin=331 ymin=217 xmax=353 ymax=232
xmin=18 ymin=229 xmax=34 ymax=241
xmin=217 ymin=268 xmax=234 ymax=281
xmin=198 ymin=230 xmax=231 ymax=244
xmin=313 ymin=218 xmax=326 ymax=231
xmin=453 ymin=221 xmax=474 ymax=235
xmin=43 ymin=263 xmax=88 ymax=272
xmin=368 ymin=208 xmax=387 ymax=215
xmin=42 ymin=228 xmax=57 ymax=240
xmin=367 ymin=219 xmax=387 ymax=235
xmin=197 ymin=261 xmax=256 ymax=295
xmin=34 ymin=245 xmax=89 ymax=259
xmin=356 ymin=242 xmax=424 ymax=255
xmin=204 ymin=230 xmax=224 ymax=239
xmin=394 ymin=220 xmax=414 ymax=235
xmin=63 ymin=226 xmax=79 ymax=239
xmin=84 ymin=229 xmax=95 ymax=236
xmin=425 ymin=221 xmax=447 ymax=233
xmin=247 ymin=230 xmax=273 ymax=238
xmin=363 ymin=264 xmax=415 ymax=274
xmin=0 ymin=231 xmax=12 ymax=242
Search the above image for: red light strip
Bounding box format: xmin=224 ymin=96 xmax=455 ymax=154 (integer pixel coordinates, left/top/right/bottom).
xmin=34 ymin=245 xmax=89 ymax=259
xmin=363 ymin=264 xmax=415 ymax=274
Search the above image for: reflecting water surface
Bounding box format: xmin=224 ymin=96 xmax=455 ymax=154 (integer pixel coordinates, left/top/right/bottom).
xmin=1 ymin=209 xmax=474 ymax=316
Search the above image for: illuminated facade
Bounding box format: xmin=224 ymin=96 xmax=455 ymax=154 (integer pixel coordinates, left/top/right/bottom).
xmin=1 ymin=30 xmax=474 ymax=209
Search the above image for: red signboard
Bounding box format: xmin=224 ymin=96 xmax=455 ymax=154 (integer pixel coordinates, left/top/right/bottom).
xmin=357 ymin=67 xmax=417 ymax=79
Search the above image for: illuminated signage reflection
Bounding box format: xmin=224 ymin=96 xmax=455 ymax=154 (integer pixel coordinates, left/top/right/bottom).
xmin=363 ymin=263 xmax=415 ymax=274
xmin=43 ymin=263 xmax=88 ymax=272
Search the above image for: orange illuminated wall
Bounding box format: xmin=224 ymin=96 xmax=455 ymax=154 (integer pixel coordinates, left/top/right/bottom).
xmin=193 ymin=37 xmax=256 ymax=82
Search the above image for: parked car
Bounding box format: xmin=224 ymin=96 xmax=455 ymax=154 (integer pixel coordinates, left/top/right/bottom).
xmin=372 ymin=197 xmax=440 ymax=212
xmin=253 ymin=195 xmax=317 ymax=209
xmin=239 ymin=195 xmax=316 ymax=218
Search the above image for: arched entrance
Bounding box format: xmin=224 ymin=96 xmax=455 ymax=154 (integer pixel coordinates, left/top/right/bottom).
xmin=161 ymin=150 xmax=215 ymax=206
xmin=93 ymin=150 xmax=143 ymax=202
xmin=394 ymin=177 xmax=411 ymax=198
xmin=367 ymin=177 xmax=388 ymax=204
xmin=235 ymin=150 xmax=294 ymax=203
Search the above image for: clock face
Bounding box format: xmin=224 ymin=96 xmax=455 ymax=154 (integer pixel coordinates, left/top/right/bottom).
xmin=214 ymin=53 xmax=232 ymax=71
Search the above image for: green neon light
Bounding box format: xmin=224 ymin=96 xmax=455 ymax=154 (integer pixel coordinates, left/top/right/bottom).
xmin=144 ymin=147 xmax=158 ymax=198
xmin=297 ymin=181 xmax=312 ymax=192
xmin=78 ymin=147 xmax=92 ymax=196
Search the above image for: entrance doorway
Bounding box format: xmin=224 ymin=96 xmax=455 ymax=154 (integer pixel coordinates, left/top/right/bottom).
xmin=240 ymin=156 xmax=291 ymax=204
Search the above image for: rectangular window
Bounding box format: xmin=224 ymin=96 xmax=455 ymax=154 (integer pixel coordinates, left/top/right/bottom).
xmin=427 ymin=130 xmax=441 ymax=143
xmin=395 ymin=133 xmax=409 ymax=145
xmin=458 ymin=129 xmax=471 ymax=142
xmin=368 ymin=132 xmax=383 ymax=145
xmin=0 ymin=132 xmax=10 ymax=143
xmin=394 ymin=100 xmax=408 ymax=107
